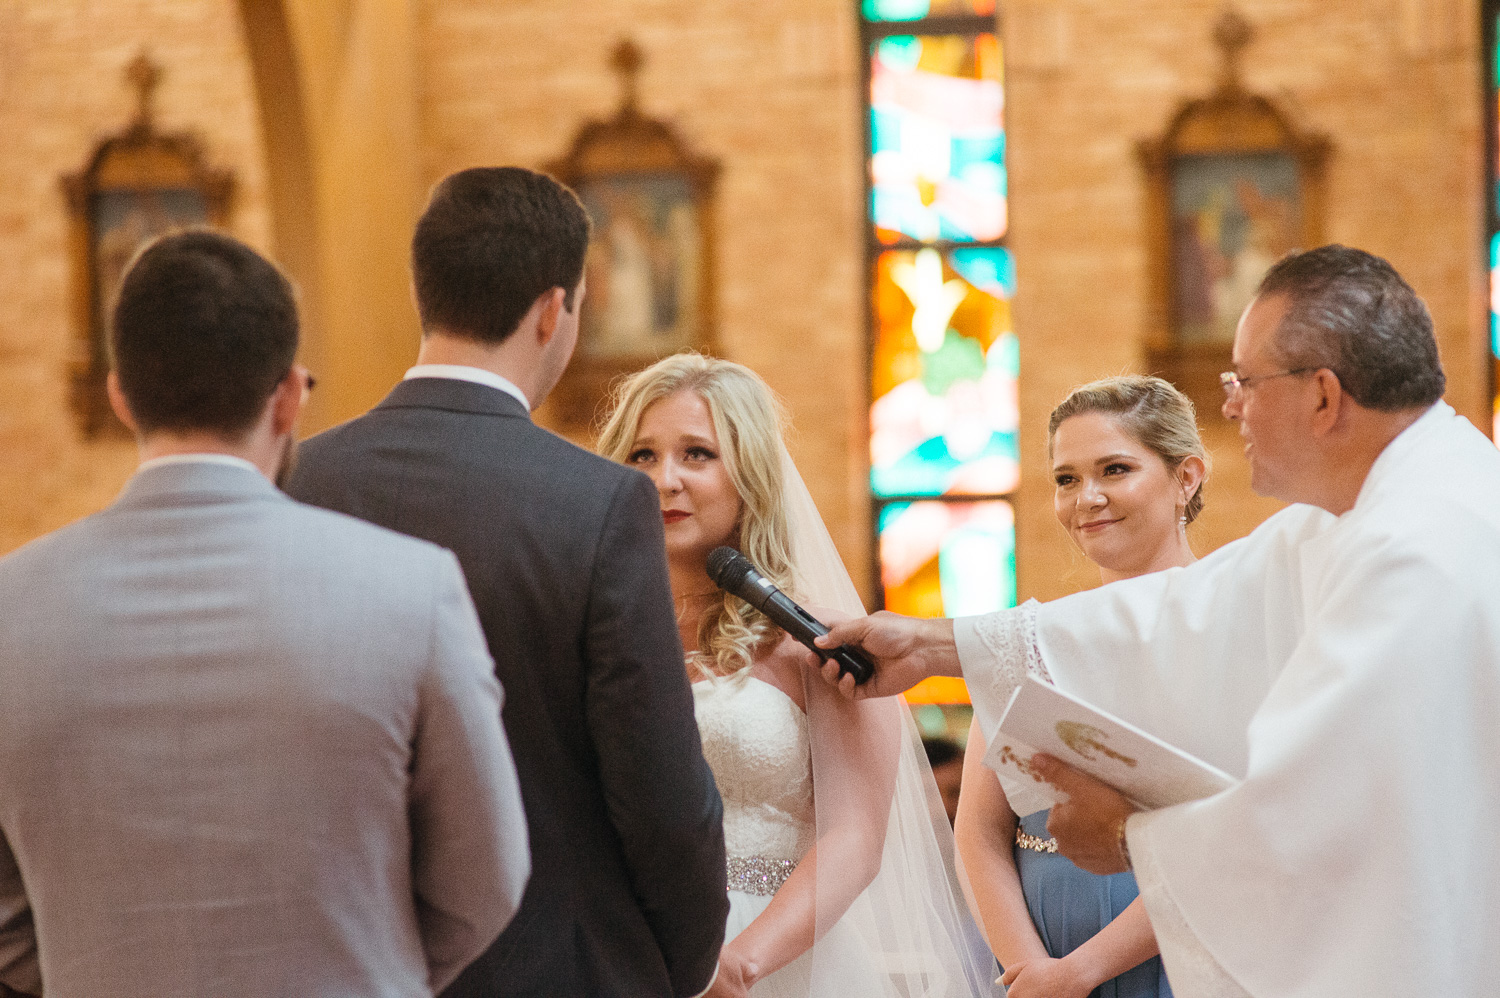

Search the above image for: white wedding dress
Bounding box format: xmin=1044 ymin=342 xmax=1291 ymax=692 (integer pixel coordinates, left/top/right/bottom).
xmin=693 ymin=675 xmax=894 ymax=997
xmin=684 ymin=442 xmax=995 ymax=998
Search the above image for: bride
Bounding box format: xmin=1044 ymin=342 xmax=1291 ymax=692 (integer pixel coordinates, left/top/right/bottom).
xmin=597 ymin=353 xmax=993 ymax=998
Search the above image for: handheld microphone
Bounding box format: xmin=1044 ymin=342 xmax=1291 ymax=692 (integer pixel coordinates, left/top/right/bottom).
xmin=705 ymin=546 xmax=874 ymax=685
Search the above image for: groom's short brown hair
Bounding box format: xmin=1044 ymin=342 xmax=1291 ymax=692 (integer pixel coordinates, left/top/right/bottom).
xmin=411 ymin=167 xmax=591 ymax=346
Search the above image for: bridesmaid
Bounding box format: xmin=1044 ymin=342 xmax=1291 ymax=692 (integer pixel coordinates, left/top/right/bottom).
xmin=955 ymin=376 xmax=1207 ymax=998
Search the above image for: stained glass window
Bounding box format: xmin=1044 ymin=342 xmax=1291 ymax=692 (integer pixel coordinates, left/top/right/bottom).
xmin=1490 ymin=2 xmax=1500 ymax=441
xmin=870 ymin=34 xmax=1005 ymax=243
xmin=871 ymin=249 xmax=1018 ymax=499
xmin=1491 ymin=232 xmax=1499 ymax=441
xmin=880 ymin=499 xmax=1016 ymax=616
xmin=863 ymin=0 xmax=997 ymax=22
xmin=862 ymin=3 xmax=1010 ymax=703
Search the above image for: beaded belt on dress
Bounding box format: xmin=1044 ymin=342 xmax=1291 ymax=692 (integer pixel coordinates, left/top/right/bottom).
xmin=726 ymin=855 xmax=798 ymax=897
xmin=1015 ymin=827 xmax=1058 ymax=853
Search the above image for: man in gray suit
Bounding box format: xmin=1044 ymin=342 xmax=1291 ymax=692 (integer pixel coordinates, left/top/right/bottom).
xmin=0 ymin=231 xmax=530 ymax=998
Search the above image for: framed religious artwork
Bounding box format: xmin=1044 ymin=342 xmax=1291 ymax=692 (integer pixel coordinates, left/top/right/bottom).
xmin=1138 ymin=9 xmax=1329 ymax=417
xmin=575 ymin=173 xmax=703 ymax=364
xmin=543 ymin=40 xmax=718 ymax=431
xmin=62 ymin=53 xmax=233 ymax=438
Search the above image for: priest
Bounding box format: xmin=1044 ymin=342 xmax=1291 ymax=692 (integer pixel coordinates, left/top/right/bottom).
xmin=812 ymin=245 xmax=1500 ymax=997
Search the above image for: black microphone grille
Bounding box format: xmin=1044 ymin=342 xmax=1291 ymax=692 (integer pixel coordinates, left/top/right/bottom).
xmin=706 ymin=546 xmax=754 ymax=591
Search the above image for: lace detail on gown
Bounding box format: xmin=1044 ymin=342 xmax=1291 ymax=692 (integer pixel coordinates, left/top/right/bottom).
xmin=693 ymin=677 xmax=814 ymax=867
xmin=691 ymin=676 xmax=903 ymax=998
xmin=692 ymin=676 xmax=990 ymax=997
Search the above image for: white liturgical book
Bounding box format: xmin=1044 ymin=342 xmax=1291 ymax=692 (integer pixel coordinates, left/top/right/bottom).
xmin=985 ymin=676 xmax=1240 ymax=818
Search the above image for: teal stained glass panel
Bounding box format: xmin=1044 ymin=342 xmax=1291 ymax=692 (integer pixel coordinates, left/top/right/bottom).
xmin=864 ymin=0 xmax=930 ymax=20
xmin=878 ymin=499 xmax=1015 ymax=617
xmin=863 ymin=0 xmax=997 ymax=21
xmin=1492 ymin=233 xmax=1500 ymax=440
xmin=869 ymin=33 xmax=1005 ymax=243
xmin=1492 ymin=232 xmax=1499 ymax=361
xmin=1494 ymin=20 xmax=1500 ymax=441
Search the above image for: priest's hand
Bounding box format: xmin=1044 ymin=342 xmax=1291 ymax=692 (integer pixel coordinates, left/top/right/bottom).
xmin=1033 ymin=754 xmax=1139 ymax=875
xmin=805 ymin=612 xmax=960 ymax=700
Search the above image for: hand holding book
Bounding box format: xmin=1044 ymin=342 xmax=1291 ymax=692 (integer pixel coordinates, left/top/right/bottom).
xmin=984 ymin=677 xmax=1241 ymax=871
xmin=985 ymin=677 xmax=1238 ymax=815
xmin=1028 ymin=755 xmax=1140 ymax=875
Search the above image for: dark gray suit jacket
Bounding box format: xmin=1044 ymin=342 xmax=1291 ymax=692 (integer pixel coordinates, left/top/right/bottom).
xmin=0 ymin=461 xmax=529 ymax=998
xmin=287 ymin=377 xmax=728 ymax=998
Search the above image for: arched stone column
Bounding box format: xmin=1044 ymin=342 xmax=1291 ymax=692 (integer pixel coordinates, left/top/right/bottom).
xmin=238 ymin=0 xmax=423 ymax=432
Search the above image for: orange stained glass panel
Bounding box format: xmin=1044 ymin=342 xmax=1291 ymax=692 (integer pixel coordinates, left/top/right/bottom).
xmin=904 ymin=676 xmax=972 ymax=705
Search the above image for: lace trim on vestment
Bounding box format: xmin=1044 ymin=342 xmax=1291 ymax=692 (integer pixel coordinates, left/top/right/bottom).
xmin=970 ymin=600 xmax=1051 ymax=712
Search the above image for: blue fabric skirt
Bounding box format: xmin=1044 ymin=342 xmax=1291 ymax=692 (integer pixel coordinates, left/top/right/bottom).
xmin=1011 ymin=810 xmax=1172 ymax=998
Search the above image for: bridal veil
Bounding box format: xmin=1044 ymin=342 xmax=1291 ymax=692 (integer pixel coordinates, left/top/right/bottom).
xmin=779 ymin=443 xmax=997 ymax=997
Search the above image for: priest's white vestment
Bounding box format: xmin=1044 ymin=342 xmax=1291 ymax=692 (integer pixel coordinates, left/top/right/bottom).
xmin=955 ymin=402 xmax=1500 ymax=997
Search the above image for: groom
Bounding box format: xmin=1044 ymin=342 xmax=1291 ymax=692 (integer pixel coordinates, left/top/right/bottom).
xmin=288 ymin=168 xmax=728 ymax=998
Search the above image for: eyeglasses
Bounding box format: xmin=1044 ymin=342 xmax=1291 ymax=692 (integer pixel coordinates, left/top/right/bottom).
xmin=1219 ymin=367 xmax=1315 ymax=398
xmin=283 ymin=368 xmax=317 ymax=403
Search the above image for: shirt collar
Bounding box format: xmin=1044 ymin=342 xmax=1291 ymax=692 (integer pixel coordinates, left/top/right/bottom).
xmin=403 ymin=364 xmax=531 ymax=411
xmin=137 ymin=453 xmax=262 ymax=476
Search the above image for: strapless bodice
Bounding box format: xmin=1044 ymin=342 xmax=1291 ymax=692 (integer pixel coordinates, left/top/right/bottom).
xmin=693 ymin=676 xmax=814 ymax=863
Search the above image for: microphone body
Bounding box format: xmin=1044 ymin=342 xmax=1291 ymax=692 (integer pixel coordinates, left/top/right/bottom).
xmin=706 ymin=547 xmax=874 ymax=684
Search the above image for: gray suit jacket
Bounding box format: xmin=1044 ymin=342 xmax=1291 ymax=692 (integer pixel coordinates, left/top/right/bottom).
xmin=0 ymin=460 xmax=530 ymax=998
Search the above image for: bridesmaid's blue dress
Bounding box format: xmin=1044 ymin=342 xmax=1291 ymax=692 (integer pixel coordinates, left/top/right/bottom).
xmin=1011 ymin=809 xmax=1173 ymax=998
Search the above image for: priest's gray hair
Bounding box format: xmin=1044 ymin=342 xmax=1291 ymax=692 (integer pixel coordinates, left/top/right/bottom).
xmin=1256 ymin=244 xmax=1446 ymax=411
xmin=1048 ymin=375 xmax=1210 ymax=525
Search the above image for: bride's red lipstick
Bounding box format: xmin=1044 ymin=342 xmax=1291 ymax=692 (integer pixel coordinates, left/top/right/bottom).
xmin=662 ymin=510 xmax=690 ymax=524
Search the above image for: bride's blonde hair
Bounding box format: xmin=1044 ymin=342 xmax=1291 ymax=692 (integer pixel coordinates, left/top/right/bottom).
xmin=597 ymin=353 xmax=796 ymax=678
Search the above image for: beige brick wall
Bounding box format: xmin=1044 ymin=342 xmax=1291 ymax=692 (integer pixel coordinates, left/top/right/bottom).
xmin=0 ymin=0 xmax=269 ymax=555
xmin=422 ymin=0 xmax=1488 ymax=606
xmin=418 ymin=0 xmax=875 ymax=595
xmin=0 ymin=0 xmax=1489 ymax=614
xmin=1006 ymin=0 xmax=1485 ymax=601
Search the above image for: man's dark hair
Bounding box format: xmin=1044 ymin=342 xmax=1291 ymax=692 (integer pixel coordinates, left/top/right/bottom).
xmin=1255 ymin=245 xmax=1445 ymax=410
xmin=111 ymin=229 xmax=298 ymax=437
xmin=922 ymin=736 xmax=963 ymax=769
xmin=411 ymin=166 xmax=591 ymax=345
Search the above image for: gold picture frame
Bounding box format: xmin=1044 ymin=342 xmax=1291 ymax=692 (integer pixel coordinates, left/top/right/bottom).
xmin=62 ymin=53 xmax=234 ymax=438
xmin=1138 ymin=10 xmax=1329 ymax=417
xmin=542 ymin=40 xmax=719 ymax=432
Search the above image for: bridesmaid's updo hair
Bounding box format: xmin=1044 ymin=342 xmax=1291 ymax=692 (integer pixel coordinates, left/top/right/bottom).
xmin=1047 ymin=375 xmax=1210 ymax=525
xmin=597 ymin=353 xmax=796 ymax=678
